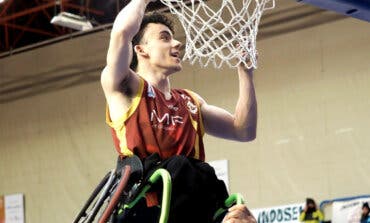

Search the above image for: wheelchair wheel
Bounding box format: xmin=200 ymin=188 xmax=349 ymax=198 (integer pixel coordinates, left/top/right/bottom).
xmin=73 ymin=155 xmax=172 ymax=223
xmin=98 ymin=166 xmax=131 ymax=223
xmin=72 ymin=169 xmax=118 ymax=223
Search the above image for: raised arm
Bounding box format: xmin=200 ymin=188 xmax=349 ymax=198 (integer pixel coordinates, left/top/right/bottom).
xmin=101 ymin=0 xmax=153 ymax=121
xmin=199 ymin=64 xmax=257 ymax=142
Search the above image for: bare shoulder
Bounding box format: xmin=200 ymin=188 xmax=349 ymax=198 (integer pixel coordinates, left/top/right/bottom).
xmin=184 ymin=89 xmax=206 ymax=106
xmin=101 ymin=67 xmax=140 ymax=94
xmin=101 ymin=67 xmax=141 ymax=121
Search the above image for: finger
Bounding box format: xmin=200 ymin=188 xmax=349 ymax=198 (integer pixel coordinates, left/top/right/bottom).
xmin=228 ymin=204 xmax=245 ymax=211
xmin=223 ymin=208 xmax=244 ymax=221
xmin=228 ymin=205 xmax=253 ymax=218
xmin=224 ymin=210 xmax=243 ymax=220
xmin=247 ymin=215 xmax=257 ymax=223
xmin=223 ymin=215 xmax=256 ymax=223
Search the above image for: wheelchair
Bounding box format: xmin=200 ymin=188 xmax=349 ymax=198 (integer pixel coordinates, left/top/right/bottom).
xmin=72 ymin=155 xmax=244 ymax=223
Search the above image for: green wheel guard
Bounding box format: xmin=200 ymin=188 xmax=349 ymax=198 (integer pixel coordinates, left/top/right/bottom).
xmin=122 ymin=168 xmax=172 ymax=223
xmin=213 ymin=193 xmax=245 ymax=221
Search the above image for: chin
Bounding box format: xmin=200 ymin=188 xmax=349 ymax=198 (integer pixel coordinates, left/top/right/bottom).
xmin=161 ymin=61 xmax=182 ymax=75
xmin=174 ymin=63 xmax=182 ymax=71
xmin=168 ymin=63 xmax=182 ymax=74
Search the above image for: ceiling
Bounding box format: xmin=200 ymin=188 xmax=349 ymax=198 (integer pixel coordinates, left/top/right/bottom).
xmin=0 ymin=0 xmax=168 ymax=55
xmin=0 ymin=0 xmax=357 ymax=103
xmin=0 ymin=0 xmax=354 ymax=58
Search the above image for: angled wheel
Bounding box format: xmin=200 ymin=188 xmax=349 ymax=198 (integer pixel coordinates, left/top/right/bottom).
xmin=72 ymin=170 xmax=117 ymax=223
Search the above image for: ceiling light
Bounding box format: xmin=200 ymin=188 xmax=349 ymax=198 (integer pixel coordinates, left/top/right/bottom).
xmin=51 ymin=12 xmax=93 ymax=31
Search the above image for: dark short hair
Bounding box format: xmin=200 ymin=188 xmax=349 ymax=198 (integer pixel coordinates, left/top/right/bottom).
xmin=130 ymin=12 xmax=175 ymax=71
xmin=306 ymin=198 xmax=315 ymax=205
xmin=363 ymin=202 xmax=370 ymax=210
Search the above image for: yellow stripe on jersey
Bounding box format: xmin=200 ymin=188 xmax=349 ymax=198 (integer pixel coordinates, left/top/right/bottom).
xmin=193 ymin=134 xmax=200 ymax=160
xmin=184 ymin=89 xmax=205 ymax=136
xmin=105 ymin=78 xmax=145 ymax=156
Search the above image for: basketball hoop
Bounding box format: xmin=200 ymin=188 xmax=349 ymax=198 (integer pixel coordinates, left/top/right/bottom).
xmin=159 ymin=0 xmax=275 ymax=69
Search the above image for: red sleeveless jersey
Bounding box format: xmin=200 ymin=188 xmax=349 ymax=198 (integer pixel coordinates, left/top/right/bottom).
xmin=106 ymin=78 xmax=205 ymax=161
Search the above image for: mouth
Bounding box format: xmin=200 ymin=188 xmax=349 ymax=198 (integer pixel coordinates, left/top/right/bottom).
xmin=170 ymin=51 xmax=180 ymax=59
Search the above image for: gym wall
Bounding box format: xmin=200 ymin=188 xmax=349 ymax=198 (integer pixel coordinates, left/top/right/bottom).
xmin=1 ymin=4 xmax=370 ymax=223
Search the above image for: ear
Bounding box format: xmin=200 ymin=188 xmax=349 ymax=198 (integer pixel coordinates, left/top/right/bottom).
xmin=134 ymin=44 xmax=149 ymax=58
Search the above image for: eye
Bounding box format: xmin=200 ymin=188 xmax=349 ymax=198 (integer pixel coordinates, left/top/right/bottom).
xmin=160 ymin=34 xmax=171 ymax=41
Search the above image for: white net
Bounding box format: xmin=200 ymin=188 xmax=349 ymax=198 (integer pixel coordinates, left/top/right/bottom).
xmin=159 ymin=0 xmax=275 ymax=69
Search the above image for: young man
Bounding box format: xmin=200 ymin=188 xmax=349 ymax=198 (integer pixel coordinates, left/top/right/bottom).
xmin=101 ymin=0 xmax=257 ymax=222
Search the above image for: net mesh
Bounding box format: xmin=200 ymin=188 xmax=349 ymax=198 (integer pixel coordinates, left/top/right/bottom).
xmin=159 ymin=0 xmax=275 ymax=69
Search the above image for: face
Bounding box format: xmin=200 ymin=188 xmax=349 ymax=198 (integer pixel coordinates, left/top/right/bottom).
xmin=307 ymin=203 xmax=314 ymax=208
xmin=138 ymin=23 xmax=182 ymax=74
xmin=363 ymin=207 xmax=370 ymax=215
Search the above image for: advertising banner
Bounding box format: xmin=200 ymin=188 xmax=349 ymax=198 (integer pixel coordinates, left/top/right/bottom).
xmin=0 ymin=196 xmax=4 ymax=223
xmin=0 ymin=194 xmax=24 ymax=223
xmin=332 ymin=197 xmax=370 ymax=223
xmin=251 ymin=202 xmax=305 ymax=223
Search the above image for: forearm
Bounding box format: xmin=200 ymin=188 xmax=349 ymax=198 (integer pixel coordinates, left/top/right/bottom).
xmin=111 ymin=0 xmax=149 ymax=38
xmin=233 ymin=65 xmax=257 ymax=141
xmin=108 ymin=0 xmax=150 ymax=63
xmin=104 ymin=0 xmax=150 ymax=88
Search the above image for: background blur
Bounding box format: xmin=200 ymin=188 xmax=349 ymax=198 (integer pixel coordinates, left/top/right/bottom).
xmin=1 ymin=0 xmax=370 ymax=222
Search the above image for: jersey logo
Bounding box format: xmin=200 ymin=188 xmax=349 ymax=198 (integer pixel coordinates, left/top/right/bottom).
xmin=150 ymin=110 xmax=184 ymax=131
xmin=167 ymin=104 xmax=179 ymax=111
xmin=186 ymin=101 xmax=197 ymax=114
xmin=147 ymin=84 xmax=156 ymax=98
xmin=181 ymin=94 xmax=198 ymax=114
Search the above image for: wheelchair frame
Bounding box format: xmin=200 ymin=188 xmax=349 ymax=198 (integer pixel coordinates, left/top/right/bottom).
xmin=72 ymin=157 xmax=244 ymax=223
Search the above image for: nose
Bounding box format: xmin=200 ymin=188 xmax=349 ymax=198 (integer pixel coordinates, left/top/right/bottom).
xmin=173 ymin=39 xmax=182 ymax=49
